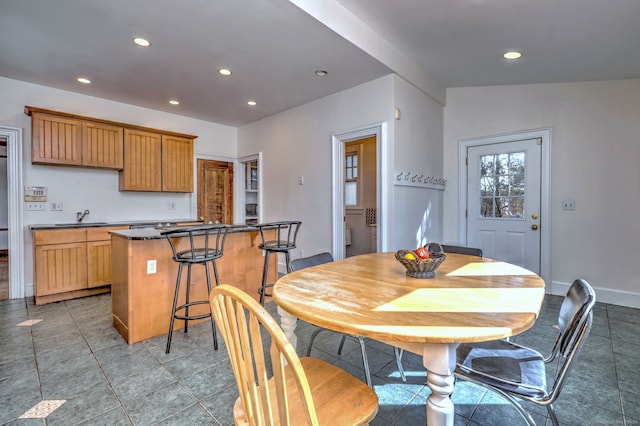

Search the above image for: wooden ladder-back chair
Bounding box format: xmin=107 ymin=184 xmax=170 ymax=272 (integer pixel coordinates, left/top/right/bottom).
xmin=210 ymin=285 xmax=379 ymax=426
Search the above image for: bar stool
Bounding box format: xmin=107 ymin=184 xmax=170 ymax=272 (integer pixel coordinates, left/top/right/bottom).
xmin=161 ymin=224 xmax=228 ymax=354
xmin=255 ymin=221 xmax=301 ymax=305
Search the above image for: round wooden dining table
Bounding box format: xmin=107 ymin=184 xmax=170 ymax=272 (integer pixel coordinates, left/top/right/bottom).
xmin=273 ymin=251 xmax=545 ymax=426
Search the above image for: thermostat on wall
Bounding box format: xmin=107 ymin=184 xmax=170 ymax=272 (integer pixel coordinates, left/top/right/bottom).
xmin=24 ymin=185 xmax=48 ymax=202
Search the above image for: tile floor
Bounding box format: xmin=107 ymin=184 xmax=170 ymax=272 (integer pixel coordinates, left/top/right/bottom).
xmin=1 ymin=292 xmax=638 ymax=425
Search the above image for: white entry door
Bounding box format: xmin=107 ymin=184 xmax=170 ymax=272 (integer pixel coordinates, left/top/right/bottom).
xmin=467 ymin=138 xmax=542 ymax=273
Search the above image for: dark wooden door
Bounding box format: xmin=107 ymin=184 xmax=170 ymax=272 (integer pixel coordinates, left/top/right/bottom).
xmin=197 ymin=159 xmax=234 ymax=224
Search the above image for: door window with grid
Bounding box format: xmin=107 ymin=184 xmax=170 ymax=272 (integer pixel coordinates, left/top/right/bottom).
xmin=479 ymin=151 xmax=525 ymax=219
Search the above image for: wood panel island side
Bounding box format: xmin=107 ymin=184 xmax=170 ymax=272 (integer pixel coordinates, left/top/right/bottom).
xmin=110 ymin=226 xmax=276 ymax=344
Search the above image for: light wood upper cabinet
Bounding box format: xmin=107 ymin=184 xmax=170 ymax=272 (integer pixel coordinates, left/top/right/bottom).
xmin=162 ymin=135 xmax=194 ymax=192
xmin=31 ymin=112 xmax=83 ymax=166
xmin=81 ymin=121 xmax=124 ymax=169
xmin=26 ymin=106 xmax=196 ymax=192
xmin=29 ymin=108 xmax=124 ymax=169
xmin=119 ymin=131 xmax=194 ymax=192
xmin=119 ymin=129 xmax=163 ymax=191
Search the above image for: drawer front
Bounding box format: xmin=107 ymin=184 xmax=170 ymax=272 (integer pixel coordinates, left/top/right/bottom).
xmin=34 ymin=229 xmax=86 ymax=245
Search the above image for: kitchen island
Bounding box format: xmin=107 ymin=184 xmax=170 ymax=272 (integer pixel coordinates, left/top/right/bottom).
xmin=110 ymin=225 xmax=277 ymax=344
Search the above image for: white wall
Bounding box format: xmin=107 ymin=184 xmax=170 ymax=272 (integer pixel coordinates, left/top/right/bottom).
xmin=443 ymin=79 xmax=640 ymax=307
xmin=393 ymin=77 xmax=444 ymax=249
xmin=238 ymin=74 xmax=444 ymax=260
xmin=239 ymin=75 xmax=394 ymax=259
xmin=0 ymin=76 xmax=238 ymax=296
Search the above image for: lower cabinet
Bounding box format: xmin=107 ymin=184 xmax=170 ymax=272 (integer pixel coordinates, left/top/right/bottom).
xmin=34 ymin=232 xmax=88 ymax=296
xmin=33 ymin=226 xmax=128 ymax=304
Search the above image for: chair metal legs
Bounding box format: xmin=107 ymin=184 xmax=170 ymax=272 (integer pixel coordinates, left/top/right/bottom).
xmin=258 ymin=250 xmax=272 ymax=306
xmin=259 ymin=249 xmax=293 ymax=305
xmin=394 ymin=347 xmax=407 ymax=382
xmin=166 ymin=260 xmax=219 ymax=354
xmin=306 ymin=328 xmax=407 ymax=387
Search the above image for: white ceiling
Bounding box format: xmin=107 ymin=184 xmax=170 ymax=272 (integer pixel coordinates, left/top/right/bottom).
xmin=336 ymin=0 xmax=640 ymax=87
xmin=2 ymin=0 xmax=639 ymax=127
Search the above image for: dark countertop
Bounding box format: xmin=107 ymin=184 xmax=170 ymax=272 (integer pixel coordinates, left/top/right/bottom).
xmin=110 ymin=224 xmax=260 ymax=240
xmin=29 ymin=219 xmax=203 ymax=231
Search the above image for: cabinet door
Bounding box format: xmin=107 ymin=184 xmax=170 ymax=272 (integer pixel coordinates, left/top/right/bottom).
xmin=87 ymin=240 xmax=113 ymax=288
xmin=120 ymin=129 xmax=162 ymax=191
xmin=31 ymin=113 xmax=82 ymax=165
xmin=34 ymin=242 xmax=88 ymax=296
xmin=162 ymin=135 xmax=194 ymax=192
xmin=86 ymin=226 xmax=128 ymax=288
xmin=82 ymin=121 xmax=124 ymax=169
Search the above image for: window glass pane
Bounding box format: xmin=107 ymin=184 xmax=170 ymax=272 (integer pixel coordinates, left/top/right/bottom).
xmin=481 ymin=156 xmax=493 ymax=176
xmin=345 ymin=181 xmax=357 ymax=206
xmin=478 ymin=151 xmax=526 ymax=219
xmin=481 ymin=197 xmax=495 ymax=217
xmin=498 ymin=175 xmax=510 ymax=196
xmin=480 ymin=176 xmax=493 ymax=196
xmin=346 ymin=156 xmax=352 ymax=167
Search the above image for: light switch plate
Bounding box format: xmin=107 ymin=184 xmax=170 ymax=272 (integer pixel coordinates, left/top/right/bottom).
xmin=26 ymin=202 xmax=45 ymax=211
xmin=147 ymin=260 xmax=157 ymax=274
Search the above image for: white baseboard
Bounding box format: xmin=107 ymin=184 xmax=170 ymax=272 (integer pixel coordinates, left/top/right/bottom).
xmin=550 ymin=280 xmax=640 ymax=309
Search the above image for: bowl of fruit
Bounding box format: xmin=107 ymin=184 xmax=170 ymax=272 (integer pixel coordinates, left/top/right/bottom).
xmin=395 ymin=242 xmax=446 ymax=279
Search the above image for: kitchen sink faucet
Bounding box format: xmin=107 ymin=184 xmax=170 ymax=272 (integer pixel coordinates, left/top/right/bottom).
xmin=76 ymin=209 xmax=90 ymax=223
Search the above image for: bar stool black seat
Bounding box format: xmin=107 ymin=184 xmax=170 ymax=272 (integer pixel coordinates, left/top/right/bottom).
xmin=255 ymin=221 xmax=301 ymax=305
xmin=161 ymin=223 xmax=229 ymax=353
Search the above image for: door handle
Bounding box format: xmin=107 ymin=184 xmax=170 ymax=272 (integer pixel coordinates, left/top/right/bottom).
xmin=531 ymin=224 xmax=539 ymax=230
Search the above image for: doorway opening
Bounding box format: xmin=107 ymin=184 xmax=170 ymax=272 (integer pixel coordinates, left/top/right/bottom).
xmin=197 ymin=159 xmax=234 ymax=224
xmin=1 ymin=137 xmax=7 ymax=300
xmin=238 ymin=154 xmax=261 ymax=226
xmin=332 ymin=123 xmax=390 ymax=260
xmin=344 ymin=137 xmax=377 ymax=257
xmin=0 ymin=125 xmax=25 ymax=300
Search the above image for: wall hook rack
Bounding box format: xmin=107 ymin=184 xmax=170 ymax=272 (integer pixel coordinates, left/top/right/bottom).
xmin=394 ymin=171 xmax=446 ymax=190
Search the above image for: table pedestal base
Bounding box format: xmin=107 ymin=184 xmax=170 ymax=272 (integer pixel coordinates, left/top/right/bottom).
xmin=278 ymin=305 xmax=298 ymax=349
xmin=278 ymin=308 xmax=459 ymax=426
xmin=423 ymin=343 xmax=459 ymax=426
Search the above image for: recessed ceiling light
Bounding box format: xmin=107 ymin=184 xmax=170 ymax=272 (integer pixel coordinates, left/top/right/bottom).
xmin=76 ymin=77 xmax=91 ymax=84
xmin=315 ymin=70 xmax=328 ymax=76
xmin=169 ymin=100 xmax=179 ymax=105
xmin=247 ymin=100 xmax=257 ymax=106
xmin=218 ymin=68 xmax=232 ymax=76
xmin=133 ymin=37 xmax=151 ymax=47
xmin=503 ymin=51 xmax=522 ymax=60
